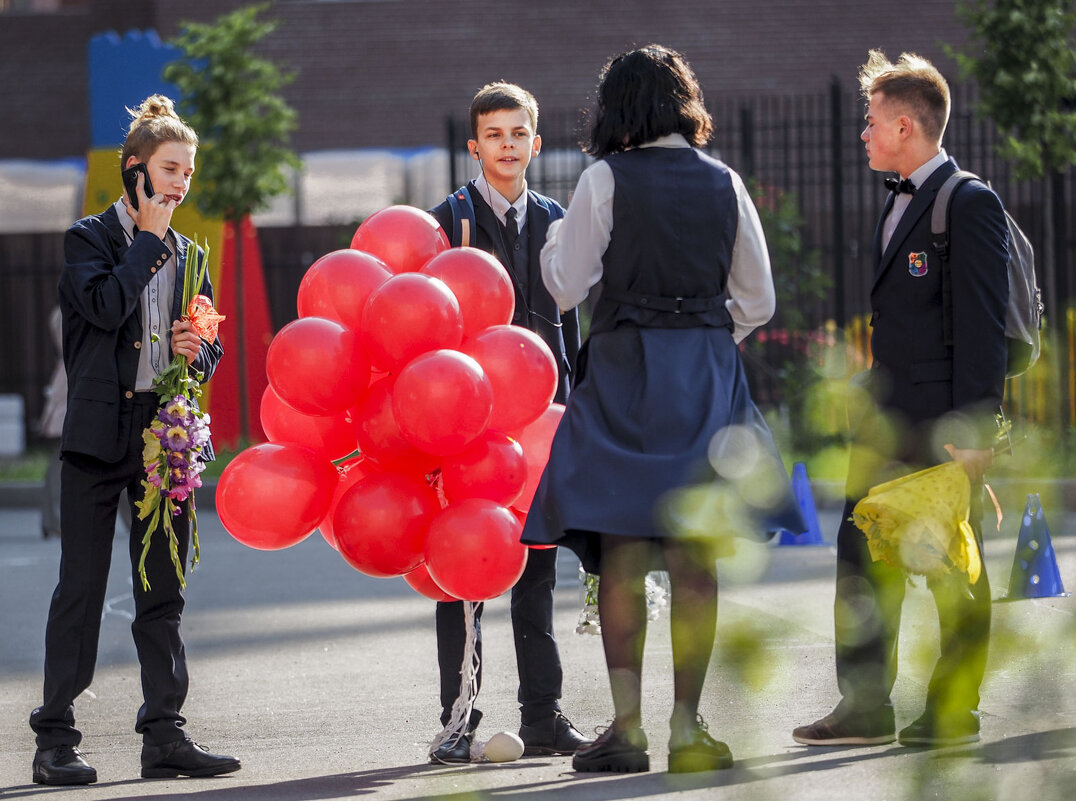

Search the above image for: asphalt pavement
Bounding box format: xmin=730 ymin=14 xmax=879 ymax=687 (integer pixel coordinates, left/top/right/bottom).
xmin=0 ymin=483 xmax=1073 ymax=801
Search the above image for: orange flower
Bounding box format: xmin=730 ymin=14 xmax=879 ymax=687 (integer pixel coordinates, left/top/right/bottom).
xmin=185 ymin=294 xmax=226 ymax=344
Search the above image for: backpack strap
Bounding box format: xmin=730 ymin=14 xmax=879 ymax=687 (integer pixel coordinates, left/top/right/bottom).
xmin=931 ymin=170 xmax=979 ymax=262
xmin=931 ymin=170 xmax=980 ymax=349
xmin=530 ymin=191 xmax=565 ymax=223
xmin=447 ymin=185 xmax=476 ymax=248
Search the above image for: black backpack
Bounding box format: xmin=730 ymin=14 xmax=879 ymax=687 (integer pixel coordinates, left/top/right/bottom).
xmin=931 ymin=170 xmax=1042 ymax=378
xmin=446 ymin=185 xmax=564 ymax=248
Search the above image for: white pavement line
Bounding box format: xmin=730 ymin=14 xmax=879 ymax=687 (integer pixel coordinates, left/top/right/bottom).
xmin=0 ymin=556 xmax=47 ymax=566
xmin=103 ymin=577 xmax=135 ymax=622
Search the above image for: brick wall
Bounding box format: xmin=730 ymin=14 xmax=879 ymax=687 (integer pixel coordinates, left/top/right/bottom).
xmin=0 ymin=0 xmax=971 ymax=158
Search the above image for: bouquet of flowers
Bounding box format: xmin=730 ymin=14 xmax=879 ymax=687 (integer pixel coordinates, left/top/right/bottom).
xmin=852 ymin=461 xmax=982 ymax=583
xmin=851 ymin=416 xmax=1016 ymax=585
xmin=575 ymin=566 xmax=669 ymax=635
xmin=135 ymin=239 xmax=225 ymax=591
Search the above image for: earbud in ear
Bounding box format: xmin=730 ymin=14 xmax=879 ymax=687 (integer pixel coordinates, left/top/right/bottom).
xmin=472 ymin=151 xmax=480 ymax=160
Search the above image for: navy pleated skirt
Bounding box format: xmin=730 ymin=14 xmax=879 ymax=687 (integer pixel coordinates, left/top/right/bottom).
xmin=521 ymin=325 xmax=804 ymax=573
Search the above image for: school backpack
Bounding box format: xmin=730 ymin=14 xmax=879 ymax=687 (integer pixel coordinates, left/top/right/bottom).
xmin=931 ymin=170 xmax=1042 ymax=378
xmin=446 ymin=185 xmax=564 ymax=248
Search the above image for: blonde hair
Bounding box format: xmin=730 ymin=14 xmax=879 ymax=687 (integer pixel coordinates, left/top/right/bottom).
xmin=120 ymin=94 xmax=198 ymax=168
xmin=858 ymin=50 xmax=950 ymax=144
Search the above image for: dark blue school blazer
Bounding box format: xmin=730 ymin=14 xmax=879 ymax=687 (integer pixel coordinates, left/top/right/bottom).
xmin=868 ymin=158 xmax=1009 ymax=449
xmin=58 ymin=205 xmax=224 ymax=463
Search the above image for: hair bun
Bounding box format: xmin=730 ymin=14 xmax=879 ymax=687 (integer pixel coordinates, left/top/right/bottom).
xmin=128 ymin=94 xmax=178 ymax=132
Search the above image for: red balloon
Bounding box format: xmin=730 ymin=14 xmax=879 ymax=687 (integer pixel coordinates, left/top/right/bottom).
xmin=351 ymin=376 xmax=441 ymax=475
xmin=350 ymin=205 xmax=449 ymax=274
xmin=316 ymin=460 xmax=370 ymax=550
xmin=296 ymin=249 xmax=392 ymax=330
xmin=511 ymin=402 xmax=565 ymax=513
xmin=393 ymin=350 xmax=493 ymax=456
xmin=425 ymin=499 xmax=529 ymax=601
xmin=333 ymin=472 xmax=440 ymax=578
xmin=266 ymin=317 xmax=371 ymax=415
xmin=403 ymin=562 xmax=458 ymax=602
xmin=462 ymin=325 xmax=558 ymax=432
xmin=421 ymin=247 xmax=515 ymax=337
xmin=441 ymin=430 xmax=527 ymax=506
xmin=259 ymin=385 xmax=357 ymax=461
xmin=217 ymin=443 xmax=337 ymax=550
xmin=360 ymin=273 xmax=463 ymax=373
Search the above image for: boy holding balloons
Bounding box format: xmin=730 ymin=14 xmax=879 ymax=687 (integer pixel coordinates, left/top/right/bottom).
xmin=424 ymin=81 xmax=588 ymax=764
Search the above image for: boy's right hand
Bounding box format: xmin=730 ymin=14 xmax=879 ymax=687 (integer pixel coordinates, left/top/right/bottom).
xmin=123 ymin=171 xmax=175 ymax=241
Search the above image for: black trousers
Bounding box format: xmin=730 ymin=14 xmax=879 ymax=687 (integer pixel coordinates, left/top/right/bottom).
xmin=30 ymin=394 xmax=191 ymax=749
xmin=834 ymin=490 xmax=992 ymax=714
xmin=436 ymin=545 xmax=563 ymax=728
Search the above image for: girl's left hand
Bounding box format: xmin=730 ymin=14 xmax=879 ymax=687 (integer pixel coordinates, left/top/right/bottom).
xmin=171 ymin=319 xmax=203 ymax=362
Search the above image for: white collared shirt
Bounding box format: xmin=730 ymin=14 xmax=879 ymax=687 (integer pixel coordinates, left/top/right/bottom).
xmin=473 ymin=173 xmax=529 ymax=231
xmin=540 ymin=133 xmax=775 ymax=343
xmin=114 ymin=199 xmax=177 ymax=391
xmin=882 ymin=148 xmax=949 ymax=252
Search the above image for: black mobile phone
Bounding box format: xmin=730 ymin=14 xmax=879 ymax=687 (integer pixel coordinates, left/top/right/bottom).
xmin=121 ymin=163 xmax=155 ymax=210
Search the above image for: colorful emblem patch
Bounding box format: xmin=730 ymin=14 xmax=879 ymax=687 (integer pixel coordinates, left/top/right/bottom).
xmin=908 ymin=251 xmax=928 ymax=277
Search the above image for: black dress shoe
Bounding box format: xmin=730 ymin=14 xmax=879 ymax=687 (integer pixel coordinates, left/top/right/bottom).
xmin=668 ymin=717 xmax=734 ymax=773
xmin=141 ymin=739 xmax=241 ymax=778
xmin=572 ymin=725 xmax=649 ymax=773
xmin=519 ymin=712 xmax=592 ymax=756
xmin=32 ymin=745 xmax=98 ymax=786
xmin=430 ymin=729 xmax=474 ymax=764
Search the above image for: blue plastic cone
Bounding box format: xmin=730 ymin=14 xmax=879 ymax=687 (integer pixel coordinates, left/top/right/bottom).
xmin=778 ymin=462 xmax=826 ymax=545
xmin=1007 ymin=493 xmax=1069 ymax=599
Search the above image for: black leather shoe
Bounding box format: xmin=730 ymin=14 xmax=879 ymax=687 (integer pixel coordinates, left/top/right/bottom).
xmin=519 ymin=712 xmax=592 ymax=756
xmin=32 ymin=745 xmax=97 ymax=786
xmin=430 ymin=729 xmax=474 ymax=764
xmin=668 ymin=717 xmax=733 ymax=773
xmin=141 ymin=739 xmax=241 ymax=778
xmin=572 ymin=725 xmax=649 ymax=773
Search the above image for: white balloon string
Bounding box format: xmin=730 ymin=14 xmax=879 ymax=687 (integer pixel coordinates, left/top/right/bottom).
xmin=428 ymin=600 xmax=481 ymax=760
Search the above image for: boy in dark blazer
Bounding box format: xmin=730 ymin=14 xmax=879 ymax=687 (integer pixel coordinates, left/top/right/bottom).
xmin=793 ymin=51 xmax=1009 ymax=749
xmin=30 ymin=96 xmax=237 ymax=785
xmin=425 ymin=82 xmax=587 ymax=763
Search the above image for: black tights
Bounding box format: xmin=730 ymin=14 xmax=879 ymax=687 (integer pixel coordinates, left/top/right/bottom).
xmin=597 ymin=534 xmax=718 ymax=734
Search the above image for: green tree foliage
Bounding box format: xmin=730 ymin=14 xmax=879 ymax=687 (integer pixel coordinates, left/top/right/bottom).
xmin=164 ymin=3 xmax=299 ymax=220
xmin=950 ymin=0 xmax=1076 ymax=179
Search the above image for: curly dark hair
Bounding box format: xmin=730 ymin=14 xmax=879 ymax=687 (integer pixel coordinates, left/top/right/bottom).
xmin=586 ymin=44 xmax=713 ymax=158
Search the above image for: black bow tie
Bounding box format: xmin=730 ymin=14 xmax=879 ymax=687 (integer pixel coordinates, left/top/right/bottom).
xmin=884 ymin=176 xmax=916 ymax=195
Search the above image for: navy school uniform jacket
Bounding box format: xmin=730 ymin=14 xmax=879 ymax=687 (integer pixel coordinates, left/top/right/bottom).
xmin=429 ymin=183 xmax=581 ymax=403
xmin=868 ymin=157 xmax=1009 ymax=450
xmin=58 ymin=205 xmax=224 ymax=463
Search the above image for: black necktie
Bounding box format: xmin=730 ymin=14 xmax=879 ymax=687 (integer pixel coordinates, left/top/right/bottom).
xmin=504 ymin=207 xmax=519 ymax=250
xmin=884 ymin=176 xmax=916 ymax=195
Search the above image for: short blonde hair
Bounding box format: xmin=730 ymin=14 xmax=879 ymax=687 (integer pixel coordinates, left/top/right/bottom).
xmin=858 ymin=49 xmax=950 ymax=144
xmin=120 ymin=94 xmax=199 ymax=169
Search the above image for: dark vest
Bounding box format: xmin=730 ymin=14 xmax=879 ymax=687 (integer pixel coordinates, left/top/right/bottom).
xmin=590 ymin=147 xmax=738 ymax=335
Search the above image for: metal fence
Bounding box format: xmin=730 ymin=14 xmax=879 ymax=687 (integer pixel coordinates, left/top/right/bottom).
xmin=3 ymin=80 xmax=1074 ymax=447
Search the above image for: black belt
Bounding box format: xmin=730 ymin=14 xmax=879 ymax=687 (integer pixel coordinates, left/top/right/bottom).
xmin=600 ymin=286 xmax=726 ymax=314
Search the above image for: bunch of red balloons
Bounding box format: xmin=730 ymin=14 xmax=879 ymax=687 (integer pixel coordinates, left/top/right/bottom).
xmin=216 ymin=205 xmax=565 ymax=602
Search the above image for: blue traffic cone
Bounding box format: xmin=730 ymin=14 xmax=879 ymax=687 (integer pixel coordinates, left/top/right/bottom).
xmin=778 ymin=462 xmax=826 ymax=545
xmin=1006 ymin=493 xmax=1069 ymax=599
